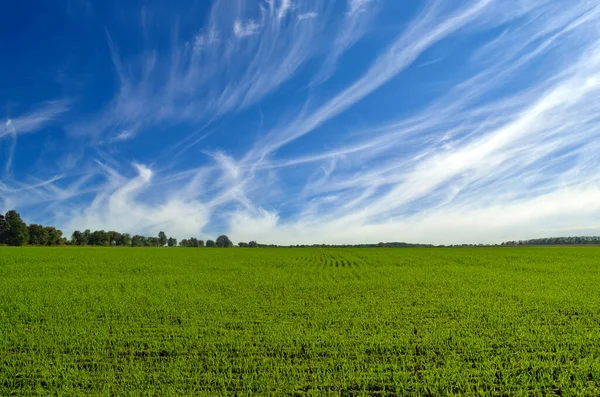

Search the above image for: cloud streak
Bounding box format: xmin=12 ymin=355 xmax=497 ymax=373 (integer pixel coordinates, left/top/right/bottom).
xmin=1 ymin=100 xmax=69 ymax=178
xmin=1 ymin=100 xmax=69 ymax=138
xmin=70 ymin=0 xmax=331 ymax=143
xmin=233 ymin=18 xmax=261 ymax=38
xmin=7 ymin=0 xmax=600 ymax=245
xmin=250 ymin=0 xmax=494 ymax=159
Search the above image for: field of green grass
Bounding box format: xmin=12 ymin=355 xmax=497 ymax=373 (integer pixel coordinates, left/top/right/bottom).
xmin=1 ymin=247 xmax=600 ymax=396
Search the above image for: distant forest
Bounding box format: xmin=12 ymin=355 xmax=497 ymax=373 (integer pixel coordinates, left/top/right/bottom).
xmin=1 ymin=209 xmax=600 ymax=248
xmin=0 ymin=210 xmax=236 ymax=248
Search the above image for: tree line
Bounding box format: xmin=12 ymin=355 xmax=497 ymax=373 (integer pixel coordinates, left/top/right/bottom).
xmin=0 ymin=210 xmax=250 ymax=248
xmin=500 ymin=237 xmax=600 ymax=246
xmin=0 ymin=210 xmax=66 ymax=246
xmin=69 ymin=230 xmax=242 ymax=248
xmin=4 ymin=209 xmax=600 ymax=248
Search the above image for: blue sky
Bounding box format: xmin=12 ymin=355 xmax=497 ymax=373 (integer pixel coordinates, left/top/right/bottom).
xmin=2 ymin=0 xmax=600 ymax=244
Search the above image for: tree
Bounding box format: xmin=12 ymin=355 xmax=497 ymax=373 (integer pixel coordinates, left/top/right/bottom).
xmin=119 ymin=233 xmax=132 ymax=246
xmin=206 ymin=239 xmax=216 ymax=247
xmin=179 ymin=239 xmax=189 ymax=247
xmin=82 ymin=229 xmax=91 ymax=245
xmin=158 ymin=231 xmax=168 ymax=247
xmin=28 ymin=224 xmax=49 ymax=245
xmin=45 ymin=226 xmax=63 ymax=246
xmin=4 ymin=210 xmax=29 ymax=246
xmin=108 ymin=231 xmax=121 ymax=246
xmin=238 ymin=242 xmax=248 ymax=248
xmin=131 ymin=235 xmax=145 ymax=247
xmin=248 ymin=241 xmax=258 ymax=248
xmin=71 ymin=230 xmax=85 ymax=246
xmin=216 ymin=235 xmax=233 ymax=248
xmin=0 ymin=214 xmax=7 ymax=244
xmin=147 ymin=237 xmax=159 ymax=247
xmin=168 ymin=237 xmax=177 ymax=247
xmin=198 ymin=240 xmax=205 ymax=247
xmin=90 ymin=230 xmax=110 ymax=246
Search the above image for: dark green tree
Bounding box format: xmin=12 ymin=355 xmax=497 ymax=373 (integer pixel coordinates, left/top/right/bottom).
xmin=82 ymin=229 xmax=91 ymax=245
xmin=4 ymin=210 xmax=29 ymax=246
xmin=45 ymin=226 xmax=63 ymax=246
xmin=206 ymin=239 xmax=216 ymax=247
xmin=248 ymin=241 xmax=258 ymax=248
xmin=0 ymin=214 xmax=7 ymax=244
xmin=28 ymin=224 xmax=49 ymax=245
xmin=119 ymin=233 xmax=132 ymax=246
xmin=131 ymin=235 xmax=145 ymax=247
xmin=71 ymin=230 xmax=85 ymax=245
xmin=158 ymin=231 xmax=168 ymax=247
xmin=108 ymin=231 xmax=121 ymax=246
xmin=238 ymin=242 xmax=248 ymax=247
xmin=216 ymin=235 xmax=233 ymax=248
xmin=90 ymin=230 xmax=110 ymax=246
xmin=168 ymin=237 xmax=177 ymax=247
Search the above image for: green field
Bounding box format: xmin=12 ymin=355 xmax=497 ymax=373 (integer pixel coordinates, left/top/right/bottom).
xmin=1 ymin=247 xmax=600 ymax=396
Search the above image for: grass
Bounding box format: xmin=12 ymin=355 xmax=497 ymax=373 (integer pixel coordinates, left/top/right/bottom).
xmin=1 ymin=247 xmax=600 ymax=396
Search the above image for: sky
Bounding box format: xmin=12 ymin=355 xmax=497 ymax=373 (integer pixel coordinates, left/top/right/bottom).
xmin=1 ymin=0 xmax=600 ymax=245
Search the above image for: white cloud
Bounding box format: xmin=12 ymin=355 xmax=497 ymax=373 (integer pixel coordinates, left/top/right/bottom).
xmin=252 ymin=0 xmax=494 ymax=159
xmin=227 ymin=187 xmax=600 ymax=246
xmin=277 ymin=0 xmax=293 ymax=20
xmin=193 ymin=29 xmax=219 ymax=51
xmin=8 ymin=0 xmax=600 ymax=246
xmin=348 ymin=0 xmax=373 ymax=16
xmin=71 ymin=0 xmax=330 ymax=142
xmin=223 ymin=0 xmax=600 ymax=245
xmin=112 ymin=130 xmax=135 ymax=142
xmin=0 ymin=100 xmax=69 ymax=138
xmin=62 ymin=163 xmax=211 ymax=237
xmin=233 ymin=18 xmax=261 ymax=37
xmin=2 ymin=100 xmax=70 ymax=178
xmin=297 ymin=12 xmax=318 ymax=21
xmin=310 ymin=0 xmax=376 ymax=85
xmin=3 ymin=120 xmax=17 ymax=177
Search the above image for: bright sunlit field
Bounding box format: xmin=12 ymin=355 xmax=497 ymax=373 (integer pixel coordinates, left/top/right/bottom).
xmin=1 ymin=247 xmax=600 ymax=396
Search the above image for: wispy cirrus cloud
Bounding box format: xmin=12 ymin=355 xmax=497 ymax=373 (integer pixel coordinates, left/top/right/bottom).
xmin=3 ymin=120 xmax=17 ymax=177
xmin=1 ymin=100 xmax=70 ymax=138
xmin=60 ymin=163 xmax=211 ymax=236
xmin=233 ymin=18 xmax=261 ymax=38
xmin=7 ymin=0 xmax=600 ymax=245
xmin=70 ymin=0 xmax=330 ymax=143
xmin=1 ymin=100 xmax=70 ymax=178
xmin=249 ymin=0 xmax=494 ymax=160
xmin=227 ymin=0 xmax=600 ymax=244
xmin=310 ymin=0 xmax=377 ymax=86
xmin=297 ymin=12 xmax=318 ymax=21
xmin=111 ymin=130 xmax=135 ymax=142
